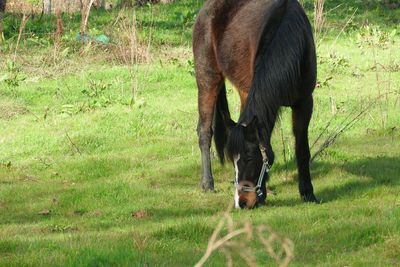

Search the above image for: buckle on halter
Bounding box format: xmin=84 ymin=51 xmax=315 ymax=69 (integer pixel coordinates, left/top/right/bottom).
xmin=256 ymin=187 xmax=263 ymax=197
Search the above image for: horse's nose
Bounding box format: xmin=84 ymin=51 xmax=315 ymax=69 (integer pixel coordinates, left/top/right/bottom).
xmin=238 ymin=192 xmax=257 ymax=209
xmin=238 ymin=181 xmax=257 ymax=209
xmin=239 ymin=199 xmax=247 ymax=209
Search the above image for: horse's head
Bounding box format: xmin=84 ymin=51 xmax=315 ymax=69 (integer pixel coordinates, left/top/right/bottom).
xmin=226 ymin=118 xmax=274 ymax=209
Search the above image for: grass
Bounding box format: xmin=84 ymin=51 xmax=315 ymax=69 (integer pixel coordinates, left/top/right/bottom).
xmin=1 ymin=0 xmax=400 ymax=266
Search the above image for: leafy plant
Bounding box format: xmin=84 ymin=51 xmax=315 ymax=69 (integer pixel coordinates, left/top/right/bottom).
xmin=81 ymin=79 xmax=113 ymax=110
xmin=175 ymin=10 xmax=198 ymax=43
xmin=175 ymin=10 xmax=197 ymax=26
xmin=357 ymin=25 xmax=397 ymax=49
xmin=319 ymin=52 xmax=349 ymax=74
xmin=187 ymin=58 xmax=195 ymax=76
xmin=1 ymin=61 xmax=26 ymax=87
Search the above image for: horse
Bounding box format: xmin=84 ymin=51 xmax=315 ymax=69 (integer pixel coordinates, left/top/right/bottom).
xmin=193 ymin=0 xmax=319 ymax=209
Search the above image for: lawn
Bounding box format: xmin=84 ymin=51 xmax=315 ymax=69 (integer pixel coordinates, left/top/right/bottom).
xmin=0 ymin=0 xmax=399 ymax=266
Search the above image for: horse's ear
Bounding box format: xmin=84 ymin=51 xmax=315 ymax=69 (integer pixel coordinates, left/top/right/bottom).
xmin=241 ymin=116 xmax=260 ymax=142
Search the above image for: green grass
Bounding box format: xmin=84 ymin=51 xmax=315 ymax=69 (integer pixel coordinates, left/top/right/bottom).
xmin=1 ymin=0 xmax=400 ymax=266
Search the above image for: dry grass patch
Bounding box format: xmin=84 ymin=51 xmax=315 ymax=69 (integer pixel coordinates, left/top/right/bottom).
xmin=0 ymin=99 xmax=27 ymax=120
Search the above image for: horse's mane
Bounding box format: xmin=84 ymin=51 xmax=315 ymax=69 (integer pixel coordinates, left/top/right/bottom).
xmin=225 ymin=0 xmax=315 ymax=160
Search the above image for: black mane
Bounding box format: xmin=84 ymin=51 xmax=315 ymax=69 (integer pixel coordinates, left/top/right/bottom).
xmin=226 ymin=0 xmax=315 ymax=160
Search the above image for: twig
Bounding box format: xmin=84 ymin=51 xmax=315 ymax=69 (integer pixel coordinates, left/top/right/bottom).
xmin=331 ymin=8 xmax=357 ymax=48
xmin=177 ymin=109 xmax=191 ymax=115
xmin=36 ymin=157 xmax=53 ymax=168
xmin=324 ymin=4 xmax=343 ymax=15
xmin=279 ymin=118 xmax=288 ymax=163
xmin=81 ymin=0 xmax=95 ymax=36
xmin=80 ymin=0 xmax=95 ymax=54
xmin=258 ymin=225 xmax=294 ymax=267
xmin=195 ymin=204 xmax=294 ymax=267
xmin=310 ymin=92 xmax=396 ymax=163
xmin=314 ymin=0 xmax=325 ymax=43
xmin=13 ymin=13 xmax=30 ymax=63
xmin=310 ymin=113 xmax=336 ymax=150
xmin=66 ymin=132 xmax=82 ymax=155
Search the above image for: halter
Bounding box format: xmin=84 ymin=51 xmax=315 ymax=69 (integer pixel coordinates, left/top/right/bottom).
xmin=235 ymin=144 xmax=272 ymax=198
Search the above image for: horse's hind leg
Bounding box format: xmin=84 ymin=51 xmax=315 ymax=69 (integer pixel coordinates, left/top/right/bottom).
xmin=196 ymin=70 xmax=223 ymax=191
xmin=291 ymin=95 xmax=319 ymax=203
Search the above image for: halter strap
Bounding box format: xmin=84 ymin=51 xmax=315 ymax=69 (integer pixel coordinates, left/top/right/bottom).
xmin=235 ymin=144 xmax=271 ymax=197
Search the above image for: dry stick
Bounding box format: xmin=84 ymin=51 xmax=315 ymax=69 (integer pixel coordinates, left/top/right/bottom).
xmin=314 ymin=4 xmax=342 ymax=46
xmin=330 ymin=8 xmax=357 ymax=49
xmin=144 ymin=4 xmax=155 ymax=77
xmin=82 ymin=0 xmax=95 ymax=35
xmin=238 ymin=246 xmax=258 ymax=267
xmin=197 ymin=228 xmax=251 ymax=266
xmin=311 ymin=110 xmax=365 ymax=163
xmin=80 ymin=0 xmax=95 ymax=52
xmin=196 ymin=206 xmax=294 ymax=267
xmin=310 ymin=92 xmax=395 ymax=163
xmin=310 ymin=113 xmax=336 ymax=151
xmin=221 ymin=247 xmax=233 ymax=267
xmin=146 ymin=4 xmax=154 ymax=64
xmin=36 ymin=157 xmax=52 ymax=168
xmin=52 ymin=8 xmax=64 ymax=64
xmin=13 ymin=13 xmax=30 ymax=63
xmin=278 ymin=115 xmax=288 ymax=163
xmin=313 ymin=102 xmax=359 ymax=150
xmin=195 ymin=213 xmax=228 ymax=267
xmin=130 ymin=10 xmax=139 ymax=104
xmin=313 ymin=0 xmax=325 ymax=43
xmin=257 ymin=226 xmax=294 ymax=267
xmin=312 ymin=94 xmax=364 ymax=152
xmin=324 ymin=3 xmax=343 ymax=15
xmin=66 ymin=132 xmax=82 ymax=155
xmin=317 ymin=6 xmax=357 ymax=48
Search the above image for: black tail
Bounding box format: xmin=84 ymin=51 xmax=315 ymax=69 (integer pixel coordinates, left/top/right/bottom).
xmin=214 ymin=83 xmax=234 ymax=164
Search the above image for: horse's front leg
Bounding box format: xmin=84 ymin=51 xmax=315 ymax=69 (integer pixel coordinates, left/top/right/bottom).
xmin=291 ymin=96 xmax=319 ymax=203
xmin=196 ymin=72 xmax=223 ymax=191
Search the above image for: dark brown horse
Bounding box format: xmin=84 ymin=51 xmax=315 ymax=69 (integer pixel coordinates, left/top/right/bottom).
xmin=193 ymin=0 xmax=318 ymax=209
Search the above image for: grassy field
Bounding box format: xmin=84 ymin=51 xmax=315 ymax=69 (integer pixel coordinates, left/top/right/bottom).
xmin=1 ymin=0 xmax=400 ymax=266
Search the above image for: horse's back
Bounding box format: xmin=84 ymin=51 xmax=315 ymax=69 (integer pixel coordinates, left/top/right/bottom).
xmin=193 ymin=0 xmax=288 ymax=92
xmin=193 ymin=0 xmax=315 ymax=103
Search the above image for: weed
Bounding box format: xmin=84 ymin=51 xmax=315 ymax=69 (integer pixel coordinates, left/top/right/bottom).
xmin=1 ymin=60 xmax=25 ymax=87
xmin=175 ymin=9 xmax=197 ymax=43
xmin=357 ymin=25 xmax=396 ymax=49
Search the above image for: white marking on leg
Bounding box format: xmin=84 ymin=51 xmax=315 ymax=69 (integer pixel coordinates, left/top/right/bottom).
xmin=234 ymin=154 xmax=240 ymax=209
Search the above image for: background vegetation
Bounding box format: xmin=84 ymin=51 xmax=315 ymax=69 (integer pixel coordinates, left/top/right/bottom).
xmin=0 ymin=0 xmax=399 ymax=266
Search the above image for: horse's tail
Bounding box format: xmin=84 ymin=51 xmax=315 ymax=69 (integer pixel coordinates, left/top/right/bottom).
xmin=214 ymin=83 xmax=234 ymax=164
xmin=239 ymin=0 xmax=316 ymax=138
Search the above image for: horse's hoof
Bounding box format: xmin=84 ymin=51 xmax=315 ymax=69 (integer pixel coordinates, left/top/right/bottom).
xmin=201 ymin=180 xmax=214 ymax=192
xmin=302 ymin=193 xmax=320 ymax=204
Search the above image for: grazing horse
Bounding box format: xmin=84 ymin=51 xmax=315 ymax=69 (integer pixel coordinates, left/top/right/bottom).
xmin=193 ymin=0 xmax=319 ymax=209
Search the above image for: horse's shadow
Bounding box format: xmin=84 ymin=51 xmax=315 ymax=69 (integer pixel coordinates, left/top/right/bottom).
xmin=317 ymin=156 xmax=400 ymax=202
xmin=166 ymin=155 xmax=399 ymax=209
xmin=269 ymin=156 xmax=400 ymax=206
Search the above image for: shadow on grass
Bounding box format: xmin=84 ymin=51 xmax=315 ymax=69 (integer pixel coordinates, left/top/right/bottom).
xmin=317 ymin=156 xmax=400 ymax=202
xmin=259 ymin=156 xmax=400 ymax=206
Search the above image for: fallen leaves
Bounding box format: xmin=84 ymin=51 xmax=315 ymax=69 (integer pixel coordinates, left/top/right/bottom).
xmin=132 ymin=210 xmax=151 ymax=219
